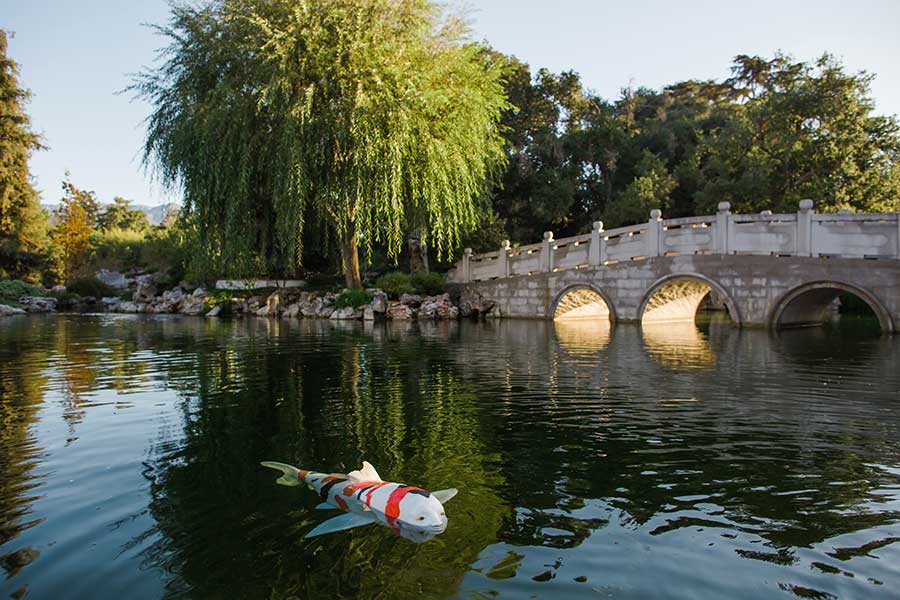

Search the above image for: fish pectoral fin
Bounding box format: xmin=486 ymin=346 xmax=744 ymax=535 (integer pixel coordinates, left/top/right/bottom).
xmin=315 ymin=502 xmax=336 ymax=510
xmin=304 ymin=513 xmax=376 ymax=539
xmin=347 ymin=461 xmax=382 ymax=483
xmin=260 ymin=461 xmax=302 ymax=487
xmin=432 ymin=488 xmax=458 ymax=503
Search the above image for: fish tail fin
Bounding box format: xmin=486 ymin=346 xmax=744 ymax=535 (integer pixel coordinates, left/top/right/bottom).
xmin=261 ymin=461 xmax=303 ymax=487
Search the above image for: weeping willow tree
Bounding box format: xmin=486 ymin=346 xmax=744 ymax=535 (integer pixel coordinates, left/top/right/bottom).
xmin=134 ymin=0 xmax=508 ymax=287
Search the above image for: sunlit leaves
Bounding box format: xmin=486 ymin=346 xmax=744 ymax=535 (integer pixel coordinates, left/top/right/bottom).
xmin=135 ymin=0 xmax=508 ymax=280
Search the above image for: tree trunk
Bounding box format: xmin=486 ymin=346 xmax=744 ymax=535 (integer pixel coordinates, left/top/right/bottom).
xmin=341 ymin=229 xmax=362 ymax=289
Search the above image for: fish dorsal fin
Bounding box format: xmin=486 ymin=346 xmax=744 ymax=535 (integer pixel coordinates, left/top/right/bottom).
xmin=432 ymin=488 xmax=458 ymax=503
xmin=347 ymin=461 xmax=382 ymax=483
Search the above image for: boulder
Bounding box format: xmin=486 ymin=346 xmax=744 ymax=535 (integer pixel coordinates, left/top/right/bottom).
xmin=399 ymin=293 xmax=422 ymax=307
xmin=101 ymin=296 xmax=120 ymax=308
xmin=300 ymin=299 xmax=320 ymax=318
xmin=133 ymin=283 xmax=157 ymax=303
xmin=192 ymin=287 xmax=207 ymax=298
xmin=459 ymin=289 xmax=495 ymax=319
xmin=363 ymin=306 xmax=375 ymax=321
xmin=51 ymin=284 xmax=67 ymax=293
xmin=330 ymin=306 xmax=361 ymax=320
xmin=134 ymin=273 xmax=159 ymax=286
xmin=18 ymin=296 xmax=57 ymax=313
xmin=162 ymin=288 xmax=185 ymax=304
xmin=0 ymin=304 xmax=26 ymax=317
xmin=256 ymin=305 xmax=271 ymax=317
xmin=388 ymin=303 xmax=415 ymax=320
xmin=206 ymin=306 xmax=221 ymax=317
xmin=182 ymin=300 xmax=207 ymax=316
xmin=418 ymin=293 xmax=458 ymax=320
xmin=116 ymin=301 xmax=144 ymax=313
xmin=370 ymin=290 xmax=388 ymax=314
xmin=96 ymin=269 xmax=129 ymax=290
xmin=73 ymin=296 xmax=98 ymax=312
xmin=282 ymin=303 xmax=301 ymax=318
xmin=316 ymin=295 xmax=336 ymax=318
xmin=177 ymin=295 xmax=205 ymax=315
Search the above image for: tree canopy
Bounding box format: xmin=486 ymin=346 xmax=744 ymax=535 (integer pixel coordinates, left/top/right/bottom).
xmin=483 ymin=52 xmax=900 ymax=248
xmin=0 ymin=30 xmax=51 ymax=281
xmin=135 ymin=0 xmax=508 ymax=286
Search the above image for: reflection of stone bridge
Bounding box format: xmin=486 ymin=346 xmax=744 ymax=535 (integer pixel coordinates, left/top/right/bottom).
xmin=451 ymin=201 xmax=900 ymax=332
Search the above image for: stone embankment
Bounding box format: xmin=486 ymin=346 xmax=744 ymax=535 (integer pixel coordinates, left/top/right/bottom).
xmin=1 ymin=282 xmax=498 ymax=321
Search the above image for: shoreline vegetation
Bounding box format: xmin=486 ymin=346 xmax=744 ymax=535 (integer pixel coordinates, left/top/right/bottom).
xmin=2 ymin=1 xmax=899 ymax=303
xmin=0 ymin=270 xmax=496 ymax=321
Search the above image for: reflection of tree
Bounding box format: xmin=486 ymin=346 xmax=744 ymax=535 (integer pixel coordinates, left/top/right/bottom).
xmin=137 ymin=319 xmax=510 ymax=599
xmin=0 ymin=318 xmax=49 ymax=580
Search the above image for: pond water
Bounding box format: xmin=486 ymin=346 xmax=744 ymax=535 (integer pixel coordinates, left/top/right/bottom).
xmin=1 ymin=314 xmax=899 ymax=599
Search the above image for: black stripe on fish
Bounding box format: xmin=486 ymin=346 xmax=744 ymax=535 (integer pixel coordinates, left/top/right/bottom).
xmin=319 ymin=478 xmax=348 ymax=502
xmin=355 ymin=485 xmax=375 ymax=501
xmin=407 ymin=488 xmax=430 ymax=499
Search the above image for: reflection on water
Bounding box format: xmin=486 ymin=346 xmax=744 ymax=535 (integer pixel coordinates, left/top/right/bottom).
xmin=1 ymin=314 xmax=899 ymax=599
xmin=641 ymin=321 xmax=715 ymax=370
xmin=554 ymin=318 xmax=611 ymax=355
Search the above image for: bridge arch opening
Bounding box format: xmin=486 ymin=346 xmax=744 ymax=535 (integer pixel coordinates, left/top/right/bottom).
xmin=640 ymin=275 xmax=739 ymax=326
xmin=552 ymin=285 xmax=614 ymax=322
xmin=771 ymin=282 xmax=892 ymax=333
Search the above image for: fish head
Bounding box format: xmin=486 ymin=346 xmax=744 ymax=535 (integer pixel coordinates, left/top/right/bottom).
xmin=396 ymin=490 xmax=448 ymax=535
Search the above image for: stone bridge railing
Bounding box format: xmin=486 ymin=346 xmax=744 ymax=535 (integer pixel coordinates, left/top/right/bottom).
xmin=451 ymin=201 xmax=900 ymax=283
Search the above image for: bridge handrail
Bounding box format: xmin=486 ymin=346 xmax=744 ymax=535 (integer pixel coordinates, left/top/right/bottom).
xmin=603 ymin=222 xmax=647 ymax=238
xmin=452 ymin=201 xmax=900 ymax=283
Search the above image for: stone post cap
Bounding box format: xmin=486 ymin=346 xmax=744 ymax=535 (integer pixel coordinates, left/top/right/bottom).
xmin=760 ymin=209 xmax=773 ymax=216
xmin=500 ymin=240 xmax=511 ymax=250
xmin=543 ymin=231 xmax=554 ymax=242
xmin=650 ymin=209 xmax=662 ymax=220
xmin=592 ymin=220 xmax=604 ymax=232
xmin=463 ymin=247 xmax=473 ymax=256
xmin=798 ymin=199 xmax=814 ymax=211
xmin=717 ymin=201 xmax=731 ymax=213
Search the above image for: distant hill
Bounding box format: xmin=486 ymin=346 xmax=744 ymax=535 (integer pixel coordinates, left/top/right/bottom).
xmin=41 ymin=202 xmax=180 ymax=226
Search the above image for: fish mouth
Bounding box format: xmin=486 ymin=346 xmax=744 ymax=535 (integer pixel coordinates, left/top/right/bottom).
xmin=398 ymin=519 xmax=447 ymax=539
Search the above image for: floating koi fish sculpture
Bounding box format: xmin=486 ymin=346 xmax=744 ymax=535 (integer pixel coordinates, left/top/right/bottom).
xmin=261 ymin=460 xmax=457 ymax=543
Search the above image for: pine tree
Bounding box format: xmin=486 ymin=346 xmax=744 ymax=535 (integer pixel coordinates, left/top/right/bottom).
xmin=0 ymin=30 xmax=50 ymax=281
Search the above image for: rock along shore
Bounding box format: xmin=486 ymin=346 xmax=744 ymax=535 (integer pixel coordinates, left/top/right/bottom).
xmin=2 ymin=282 xmax=497 ymax=322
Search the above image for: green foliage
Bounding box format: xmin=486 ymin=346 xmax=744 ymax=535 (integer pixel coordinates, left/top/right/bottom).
xmin=140 ymin=218 xmax=190 ymax=283
xmin=97 ymin=197 xmax=150 ymax=232
xmin=0 ymin=31 xmax=52 ymax=283
xmin=488 ymin=51 xmax=900 ymax=241
xmin=0 ymin=278 xmax=43 ymax=306
xmin=335 ymin=288 xmax=373 ymax=309
xmin=411 ymin=271 xmax=445 ymax=296
xmin=89 ymin=227 xmax=146 ymax=271
xmin=374 ymin=271 xmax=414 ymax=298
xmin=134 ymin=0 xmax=509 ymax=286
xmin=66 ymin=277 xmax=115 ymax=299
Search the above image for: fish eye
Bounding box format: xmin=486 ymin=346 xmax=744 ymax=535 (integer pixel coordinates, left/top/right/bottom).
xmin=418 ymin=516 xmax=425 ymax=521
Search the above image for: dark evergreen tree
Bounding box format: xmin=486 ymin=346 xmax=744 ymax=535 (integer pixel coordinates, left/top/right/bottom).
xmin=0 ymin=30 xmax=51 ymax=281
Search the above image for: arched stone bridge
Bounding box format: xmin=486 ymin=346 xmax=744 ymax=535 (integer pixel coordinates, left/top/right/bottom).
xmin=450 ymin=201 xmax=900 ymax=333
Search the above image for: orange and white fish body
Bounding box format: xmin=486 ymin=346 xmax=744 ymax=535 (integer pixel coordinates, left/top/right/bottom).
xmin=261 ymin=460 xmax=457 ymax=542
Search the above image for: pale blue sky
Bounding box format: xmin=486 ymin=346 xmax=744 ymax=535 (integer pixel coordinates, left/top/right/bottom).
xmin=5 ymin=0 xmax=900 ymax=207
